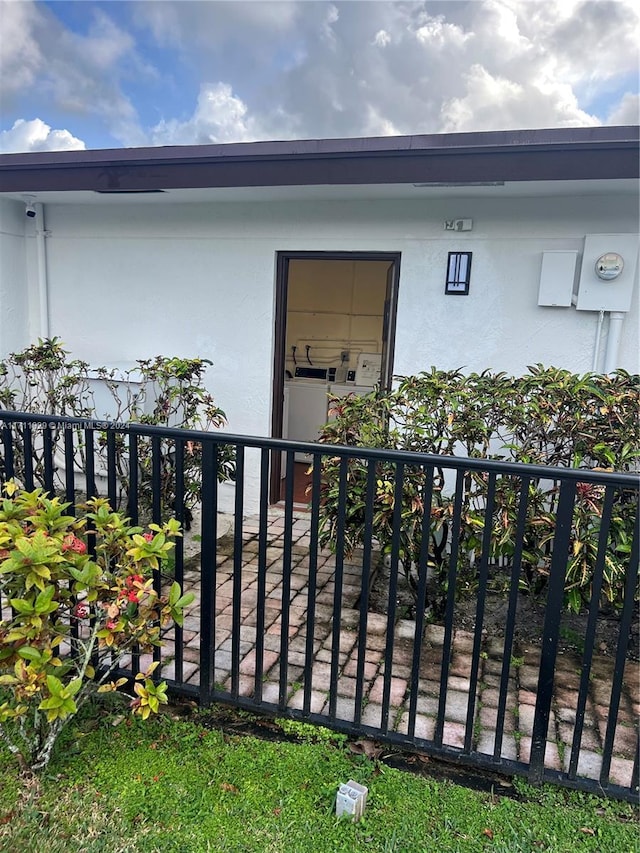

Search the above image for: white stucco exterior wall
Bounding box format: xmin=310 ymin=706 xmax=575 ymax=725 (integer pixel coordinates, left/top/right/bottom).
xmin=390 ymin=196 xmax=639 ymax=378
xmin=0 ymin=197 xmax=30 ymax=358
xmin=4 ymin=190 xmax=638 ymax=510
xmin=40 ymin=193 xmax=639 ymax=403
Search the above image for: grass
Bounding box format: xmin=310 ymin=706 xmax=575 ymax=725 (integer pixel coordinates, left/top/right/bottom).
xmin=0 ymin=708 xmax=637 ymax=853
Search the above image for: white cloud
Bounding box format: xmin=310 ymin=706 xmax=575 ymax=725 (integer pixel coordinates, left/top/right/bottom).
xmin=0 ymin=119 xmax=86 ymax=153
xmin=135 ymin=0 xmax=301 ymax=50
xmin=372 ymin=30 xmax=391 ymax=48
xmin=0 ymin=1 xmax=44 ymax=99
xmin=0 ymin=0 xmax=147 ymax=146
xmin=1 ymin=1 xmax=638 ymax=152
xmin=321 ymin=4 xmax=340 ymax=47
xmin=361 ymin=105 xmax=401 ymax=137
xmin=414 ymin=15 xmax=473 ymax=50
xmin=440 ymin=64 xmax=599 ymax=132
xmin=150 ymin=83 xmax=270 ymax=146
xmin=607 ymin=92 xmax=640 ymax=125
xmin=74 ymin=10 xmax=137 ymax=71
xmin=235 ymin=0 xmax=636 ymax=139
xmin=517 ymin=0 xmax=640 ymax=84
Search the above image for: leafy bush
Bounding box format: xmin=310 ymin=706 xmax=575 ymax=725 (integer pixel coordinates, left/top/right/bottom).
xmin=317 ymin=367 xmax=639 ymax=613
xmin=0 ymin=483 xmax=192 ymax=771
xmin=0 ymin=338 xmax=235 ymax=524
xmin=91 ymin=354 xmax=235 ymax=524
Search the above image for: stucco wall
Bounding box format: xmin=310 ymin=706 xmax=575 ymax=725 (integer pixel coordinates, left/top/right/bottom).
xmin=0 ymin=197 xmax=29 ymax=358
xmin=4 ymin=190 xmax=638 ymax=510
xmin=392 ymin=199 xmax=639 ymax=379
xmin=41 ymin=193 xmax=639 ymax=398
xmin=6 ymin=189 xmax=638 ymax=429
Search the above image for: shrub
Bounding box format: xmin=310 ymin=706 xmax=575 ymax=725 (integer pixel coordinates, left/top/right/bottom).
xmin=0 ymin=483 xmax=193 ymax=772
xmin=0 ymin=338 xmax=235 ymax=524
xmin=92 ymin=354 xmax=235 ymax=523
xmin=317 ymin=367 xmax=639 ymax=613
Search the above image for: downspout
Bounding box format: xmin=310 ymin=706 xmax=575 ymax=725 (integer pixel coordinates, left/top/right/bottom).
xmin=603 ymin=312 xmax=625 ymax=374
xmin=35 ymin=202 xmax=50 ymax=339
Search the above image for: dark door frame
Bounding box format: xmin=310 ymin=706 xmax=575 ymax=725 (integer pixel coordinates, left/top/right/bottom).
xmin=269 ymin=250 xmax=402 ymax=503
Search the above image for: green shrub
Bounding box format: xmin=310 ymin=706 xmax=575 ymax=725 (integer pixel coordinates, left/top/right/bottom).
xmin=317 ymin=366 xmax=639 ymax=613
xmin=0 ymin=483 xmax=192 ymax=771
xmin=0 ymin=338 xmax=235 ymax=523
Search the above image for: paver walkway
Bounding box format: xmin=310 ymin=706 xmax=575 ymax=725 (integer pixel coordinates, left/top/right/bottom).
xmin=156 ymin=510 xmax=638 ymax=790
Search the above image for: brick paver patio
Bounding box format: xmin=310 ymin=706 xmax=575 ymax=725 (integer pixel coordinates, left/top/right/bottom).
xmin=155 ymin=510 xmax=638 ymax=790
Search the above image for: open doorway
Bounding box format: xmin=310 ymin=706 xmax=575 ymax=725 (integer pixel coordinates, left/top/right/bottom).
xmin=270 ymin=251 xmax=401 ymax=503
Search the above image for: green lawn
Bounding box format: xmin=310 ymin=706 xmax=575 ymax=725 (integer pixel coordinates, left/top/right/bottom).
xmin=0 ymin=709 xmax=637 ymax=853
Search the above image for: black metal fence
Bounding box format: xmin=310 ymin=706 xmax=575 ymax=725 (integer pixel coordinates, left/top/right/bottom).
xmin=1 ymin=410 xmax=638 ymax=802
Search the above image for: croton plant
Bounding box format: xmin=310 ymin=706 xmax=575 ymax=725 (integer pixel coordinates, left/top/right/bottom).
xmin=0 ymin=483 xmax=193 ymax=772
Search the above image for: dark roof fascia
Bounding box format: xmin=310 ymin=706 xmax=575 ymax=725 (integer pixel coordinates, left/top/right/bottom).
xmin=0 ymin=126 xmax=638 ymax=194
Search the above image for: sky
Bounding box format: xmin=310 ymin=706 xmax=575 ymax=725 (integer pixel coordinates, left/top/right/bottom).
xmin=0 ymin=0 xmax=638 ymax=153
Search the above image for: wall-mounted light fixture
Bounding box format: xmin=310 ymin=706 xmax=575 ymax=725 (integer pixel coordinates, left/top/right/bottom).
xmin=445 ymin=252 xmax=472 ymax=295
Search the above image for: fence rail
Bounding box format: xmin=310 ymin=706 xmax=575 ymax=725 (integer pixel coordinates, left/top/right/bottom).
xmin=1 ymin=410 xmax=638 ymax=802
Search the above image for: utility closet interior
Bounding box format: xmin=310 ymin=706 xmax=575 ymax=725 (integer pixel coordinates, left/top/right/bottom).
xmin=283 ymin=258 xmax=390 ymax=462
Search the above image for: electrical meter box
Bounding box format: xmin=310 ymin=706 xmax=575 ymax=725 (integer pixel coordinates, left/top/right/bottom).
xmin=575 ymin=234 xmax=638 ymax=312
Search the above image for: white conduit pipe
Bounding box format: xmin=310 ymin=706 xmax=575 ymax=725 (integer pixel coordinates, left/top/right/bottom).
xmin=592 ymin=309 xmax=605 ymax=372
xmin=603 ymin=311 xmax=625 ymax=374
xmin=35 ymin=202 xmax=50 ymax=339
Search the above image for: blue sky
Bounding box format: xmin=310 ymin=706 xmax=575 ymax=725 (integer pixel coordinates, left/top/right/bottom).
xmin=1 ymin=0 xmax=638 ymax=153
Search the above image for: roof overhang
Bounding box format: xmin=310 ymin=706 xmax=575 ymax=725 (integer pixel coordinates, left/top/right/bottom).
xmin=0 ymin=126 xmax=638 ymax=195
